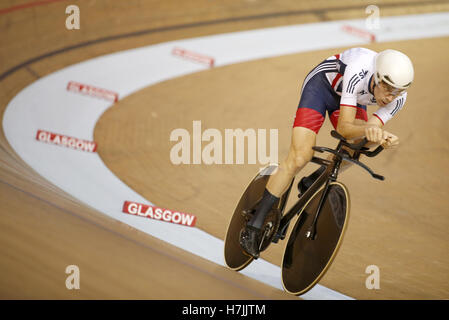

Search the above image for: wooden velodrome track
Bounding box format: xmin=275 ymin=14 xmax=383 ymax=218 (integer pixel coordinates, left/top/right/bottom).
xmin=1 ymin=0 xmax=448 ymax=299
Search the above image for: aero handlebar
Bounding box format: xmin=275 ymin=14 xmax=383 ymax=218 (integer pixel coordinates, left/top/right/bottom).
xmin=330 ymin=130 xmax=384 ymax=156
xmin=312 ymin=130 xmax=385 ymax=180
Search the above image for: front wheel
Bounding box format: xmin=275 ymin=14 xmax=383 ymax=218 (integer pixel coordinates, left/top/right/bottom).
xmin=281 ymin=181 xmax=350 ymax=295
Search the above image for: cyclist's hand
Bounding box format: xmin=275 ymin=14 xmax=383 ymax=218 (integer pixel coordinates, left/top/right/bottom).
xmin=365 ymin=126 xmax=385 ymax=144
xmin=381 ymin=131 xmax=399 ymax=149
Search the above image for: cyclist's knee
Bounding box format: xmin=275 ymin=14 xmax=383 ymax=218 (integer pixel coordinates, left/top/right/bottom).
xmin=284 ymin=146 xmax=313 ymax=174
xmin=282 ymin=127 xmax=316 ymax=174
xmin=293 ymin=147 xmax=313 ymax=169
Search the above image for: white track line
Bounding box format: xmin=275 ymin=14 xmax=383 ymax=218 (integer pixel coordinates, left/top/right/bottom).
xmin=3 ymin=12 xmax=449 ymax=300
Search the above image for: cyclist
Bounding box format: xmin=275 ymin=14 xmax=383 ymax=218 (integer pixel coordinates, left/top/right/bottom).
xmin=240 ymin=47 xmax=414 ymax=258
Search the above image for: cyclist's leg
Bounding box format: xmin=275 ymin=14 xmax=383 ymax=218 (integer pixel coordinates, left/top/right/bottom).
xmin=266 ymin=126 xmax=316 ymax=197
xmin=241 ymin=127 xmax=320 ymax=258
xmin=265 ymin=71 xmax=332 ymax=198
xmin=248 ymin=80 xmax=328 ymax=230
xmin=294 ymin=83 xmax=345 ymax=194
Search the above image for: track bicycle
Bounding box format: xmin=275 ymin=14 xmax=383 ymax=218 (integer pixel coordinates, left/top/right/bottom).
xmin=224 ymin=130 xmax=384 ymax=295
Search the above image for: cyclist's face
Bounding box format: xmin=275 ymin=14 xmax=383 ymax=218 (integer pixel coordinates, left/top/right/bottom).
xmin=374 ymin=81 xmax=405 ymax=107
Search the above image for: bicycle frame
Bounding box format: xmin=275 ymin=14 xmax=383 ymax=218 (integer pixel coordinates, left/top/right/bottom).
xmin=268 ymin=130 xmax=384 ymax=246
xmin=274 ymin=141 xmax=348 ymax=242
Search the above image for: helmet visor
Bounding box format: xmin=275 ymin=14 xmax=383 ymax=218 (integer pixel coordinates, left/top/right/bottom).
xmin=379 ymin=80 xmax=406 ymax=97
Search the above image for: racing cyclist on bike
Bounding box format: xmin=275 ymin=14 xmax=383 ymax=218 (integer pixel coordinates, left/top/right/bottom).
xmin=240 ymin=48 xmax=414 ymax=258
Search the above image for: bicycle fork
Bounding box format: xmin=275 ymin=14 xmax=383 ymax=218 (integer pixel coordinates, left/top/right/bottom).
xmin=305 ymin=157 xmax=342 ymax=240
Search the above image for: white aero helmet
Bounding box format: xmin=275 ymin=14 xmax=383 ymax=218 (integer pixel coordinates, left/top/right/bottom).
xmin=374 ymin=49 xmax=414 ymax=90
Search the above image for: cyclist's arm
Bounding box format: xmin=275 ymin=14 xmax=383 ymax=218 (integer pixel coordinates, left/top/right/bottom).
xmin=373 ymin=93 xmax=407 ymax=126
xmin=337 ymin=108 xmax=400 ymax=148
xmin=335 ymin=62 xmax=381 ymax=140
xmin=336 ymin=105 xmax=382 ymax=140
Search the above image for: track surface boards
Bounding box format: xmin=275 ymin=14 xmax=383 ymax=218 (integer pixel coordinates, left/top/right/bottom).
xmin=1 ymin=0 xmax=449 ymax=299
